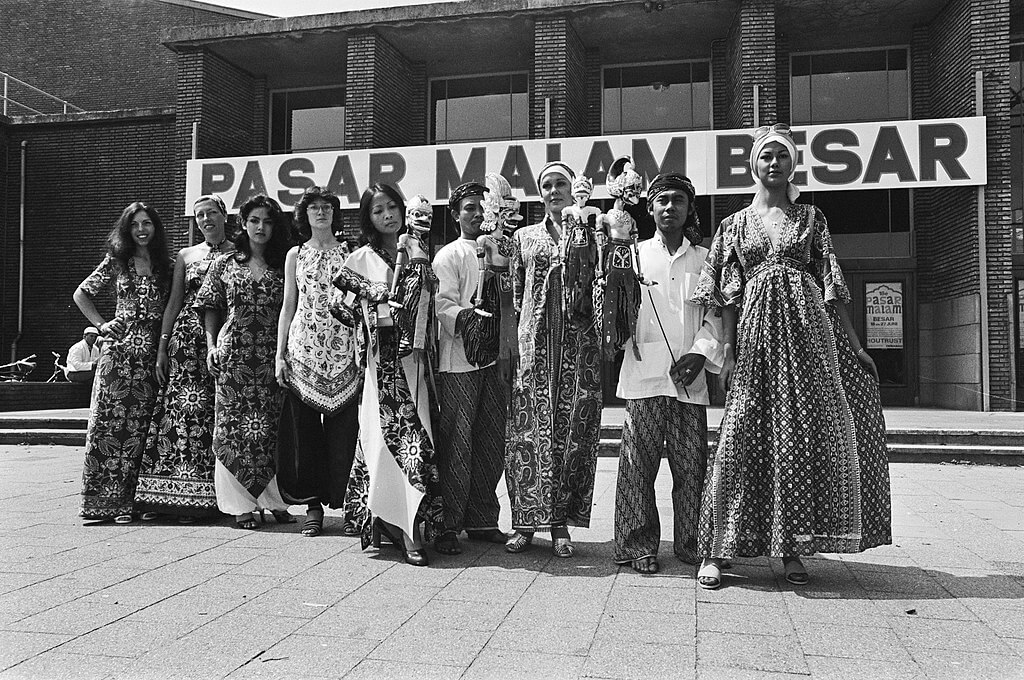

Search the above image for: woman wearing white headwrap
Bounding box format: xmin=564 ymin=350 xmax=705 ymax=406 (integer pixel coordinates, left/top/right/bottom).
xmin=504 ymin=161 xmax=603 ymax=558
xmin=691 ymin=124 xmax=891 ymax=589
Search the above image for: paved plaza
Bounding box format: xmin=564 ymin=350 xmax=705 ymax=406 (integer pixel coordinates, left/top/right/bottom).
xmin=0 ymin=443 xmax=1022 ymax=680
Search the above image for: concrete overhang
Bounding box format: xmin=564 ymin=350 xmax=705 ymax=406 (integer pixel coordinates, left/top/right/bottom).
xmin=163 ymin=0 xmax=949 ymax=90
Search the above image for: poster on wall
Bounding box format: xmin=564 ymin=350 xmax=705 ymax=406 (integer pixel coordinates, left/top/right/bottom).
xmin=865 ymin=282 xmax=904 ymax=350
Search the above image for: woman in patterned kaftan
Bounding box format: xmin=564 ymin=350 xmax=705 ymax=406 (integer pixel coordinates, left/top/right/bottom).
xmin=135 ymin=195 xmax=233 ymax=522
xmin=692 ymin=124 xmax=892 ymax=589
xmin=331 ymin=182 xmax=441 ymax=567
xmin=504 ymin=161 xmax=603 ymax=558
xmin=73 ymin=202 xmax=172 ymax=523
xmin=275 ymin=186 xmax=358 ymax=538
xmin=195 ymin=195 xmax=293 ymax=530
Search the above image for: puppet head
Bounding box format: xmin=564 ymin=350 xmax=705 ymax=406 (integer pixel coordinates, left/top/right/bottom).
xmin=481 ymin=172 xmax=523 ymax=234
xmin=571 ymin=176 xmax=594 ymax=208
xmin=608 ymin=156 xmax=643 ymax=206
xmin=405 ymin=194 xmax=433 ymax=237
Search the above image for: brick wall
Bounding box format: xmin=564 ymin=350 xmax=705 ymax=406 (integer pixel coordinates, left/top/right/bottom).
xmin=531 ymin=17 xmax=588 ymax=140
xmin=0 ymin=0 xmax=249 ymax=112
xmin=173 ymin=48 xmax=264 ymax=249
xmin=912 ymin=0 xmax=1013 ymax=409
xmin=585 ymin=48 xmax=602 ymax=136
xmin=345 ymin=33 xmax=419 ymax=150
xmin=0 ymin=110 xmax=176 ymax=369
xmin=725 ymin=0 xmax=777 ymax=129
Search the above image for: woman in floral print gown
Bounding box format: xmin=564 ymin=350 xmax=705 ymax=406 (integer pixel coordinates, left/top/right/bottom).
xmin=73 ymin=201 xmax=172 ymax=524
xmin=692 ymin=124 xmax=891 ymax=590
xmin=135 ymin=194 xmax=233 ymax=522
xmin=195 ymin=195 xmax=294 ymax=530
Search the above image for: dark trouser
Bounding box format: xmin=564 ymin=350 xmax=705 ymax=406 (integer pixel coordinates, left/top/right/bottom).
xmin=276 ymin=391 xmax=358 ymax=509
xmin=437 ymin=366 xmax=508 ymax=533
xmin=613 ymin=397 xmax=707 ymax=564
xmin=67 ymin=370 xmax=94 ymax=384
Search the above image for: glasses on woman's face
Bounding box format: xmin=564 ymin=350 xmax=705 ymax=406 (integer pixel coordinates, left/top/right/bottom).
xmin=308 ymin=203 xmax=334 ymax=213
xmin=753 ymin=123 xmax=793 ymax=140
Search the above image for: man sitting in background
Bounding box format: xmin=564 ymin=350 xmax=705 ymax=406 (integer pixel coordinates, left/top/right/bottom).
xmin=65 ymin=326 xmax=102 ymax=383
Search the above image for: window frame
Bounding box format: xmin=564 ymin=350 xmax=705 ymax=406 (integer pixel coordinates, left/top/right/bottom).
xmin=600 ymin=58 xmax=714 ymax=135
xmin=789 ymin=45 xmax=911 ymax=125
xmin=427 ymin=70 xmax=531 ymax=145
xmin=268 ymin=84 xmax=347 ymax=155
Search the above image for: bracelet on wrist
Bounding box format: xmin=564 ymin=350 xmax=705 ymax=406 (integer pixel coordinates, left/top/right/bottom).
xmin=160 ymin=333 xmax=170 ymax=341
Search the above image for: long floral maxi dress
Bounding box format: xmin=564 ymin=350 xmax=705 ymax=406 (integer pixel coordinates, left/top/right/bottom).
xmin=79 ymin=255 xmax=169 ymax=520
xmin=194 ymin=253 xmax=288 ymax=515
xmin=333 ymin=245 xmax=443 ymax=548
xmin=276 ymin=243 xmax=360 ymax=508
xmin=506 ymin=218 xmax=603 ymax=531
xmin=692 ymin=203 xmax=891 ymax=558
xmin=136 ymin=247 xmax=223 ymax=517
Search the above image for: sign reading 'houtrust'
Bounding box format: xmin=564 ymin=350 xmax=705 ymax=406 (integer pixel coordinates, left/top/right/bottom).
xmin=185 ymin=117 xmax=987 ymax=213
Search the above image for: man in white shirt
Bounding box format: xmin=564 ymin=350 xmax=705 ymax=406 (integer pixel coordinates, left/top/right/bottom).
xmin=65 ymin=326 xmax=102 ymax=383
xmin=432 ymin=181 xmax=509 ymax=555
xmin=613 ymin=173 xmax=724 ymax=574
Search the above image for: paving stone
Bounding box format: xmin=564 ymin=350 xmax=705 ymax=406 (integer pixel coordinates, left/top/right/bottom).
xmin=595 ymin=609 xmax=696 ymax=646
xmin=298 ymin=604 xmax=414 ymax=640
xmin=343 ymin=659 xmax=465 ymax=680
xmin=0 ymin=631 xmax=74 ymax=671
xmin=464 ymin=648 xmax=586 ymax=680
xmin=804 ymin=656 xmax=927 ymax=679
xmin=605 ymin=582 xmax=696 ymax=614
xmin=695 ymin=667 xmax=812 ymax=680
xmin=696 ymin=632 xmax=808 ymax=675
xmin=791 ymin=620 xmax=911 ymax=661
xmin=891 ymin=617 xmax=1017 ymax=656
xmin=489 ymin=618 xmax=599 ymax=656
xmin=369 ymin=628 xmax=491 ymax=666
xmin=10 ymin=600 xmax=134 ymax=635
xmin=0 ymin=651 xmax=132 ymax=680
xmin=435 ymin=572 xmax=534 ymax=604
xmin=696 ymin=601 xmax=798 ymax=636
xmin=583 ymin=640 xmax=696 ymax=679
xmin=226 ymin=633 xmax=374 ymax=678
xmin=402 ymin=597 xmax=515 ymax=633
xmin=907 ymin=647 xmax=1024 ymax=680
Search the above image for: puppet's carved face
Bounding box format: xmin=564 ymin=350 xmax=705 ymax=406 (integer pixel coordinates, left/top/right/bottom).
xmin=406 ymin=196 xmax=433 ymax=237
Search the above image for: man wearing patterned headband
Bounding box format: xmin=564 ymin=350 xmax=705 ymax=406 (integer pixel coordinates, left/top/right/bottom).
xmin=431 ymin=181 xmax=509 ymax=555
xmin=612 ymin=172 xmax=724 ymax=574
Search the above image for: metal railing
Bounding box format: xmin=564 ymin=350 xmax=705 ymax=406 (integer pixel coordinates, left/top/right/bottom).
xmin=1 ymin=71 xmax=84 ymax=116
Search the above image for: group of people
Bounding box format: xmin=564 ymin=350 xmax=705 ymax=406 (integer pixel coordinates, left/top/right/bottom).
xmin=73 ymin=123 xmax=891 ymax=587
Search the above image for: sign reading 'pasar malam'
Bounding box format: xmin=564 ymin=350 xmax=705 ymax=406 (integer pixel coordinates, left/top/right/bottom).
xmin=184 ymin=117 xmax=987 ymax=213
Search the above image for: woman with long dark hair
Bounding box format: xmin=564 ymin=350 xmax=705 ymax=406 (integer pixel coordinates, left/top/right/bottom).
xmin=332 ymin=182 xmax=442 ymax=566
xmin=136 ymin=195 xmax=234 ymax=523
xmin=195 ymin=194 xmax=294 ymax=530
xmin=275 ymin=186 xmax=358 ymax=537
xmin=73 ymin=201 xmax=172 ymax=523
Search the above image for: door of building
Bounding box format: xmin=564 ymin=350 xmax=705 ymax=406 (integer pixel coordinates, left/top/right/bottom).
xmin=844 ymin=271 xmax=917 ymax=406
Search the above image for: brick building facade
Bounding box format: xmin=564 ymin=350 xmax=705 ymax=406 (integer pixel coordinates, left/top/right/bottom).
xmin=1 ymin=0 xmax=1021 ymax=410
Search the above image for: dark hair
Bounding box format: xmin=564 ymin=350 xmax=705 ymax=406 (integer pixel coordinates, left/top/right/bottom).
xmin=234 ymin=195 xmax=291 ymax=268
xmin=358 ymin=183 xmax=405 ymax=248
xmin=292 ymin=186 xmax=343 ymax=243
xmin=106 ymin=201 xmax=171 ymax=290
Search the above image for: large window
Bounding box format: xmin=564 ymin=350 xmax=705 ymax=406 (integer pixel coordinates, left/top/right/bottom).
xmin=801 ymin=189 xmax=911 ymax=258
xmin=270 ymin=86 xmax=346 ymax=154
xmin=791 ymin=49 xmax=909 ymax=124
xmin=603 ymin=61 xmax=711 ymax=133
xmin=430 ymin=73 xmax=529 ymax=144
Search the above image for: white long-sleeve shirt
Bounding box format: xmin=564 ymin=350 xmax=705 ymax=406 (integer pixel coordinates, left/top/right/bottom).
xmin=432 ymin=237 xmax=493 ymax=373
xmin=65 ymin=339 xmax=102 ymax=374
xmin=616 ymin=233 xmax=724 ymax=404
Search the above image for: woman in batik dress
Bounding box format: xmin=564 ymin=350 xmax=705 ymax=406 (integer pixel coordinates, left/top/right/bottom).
xmin=136 ymin=195 xmax=233 ymax=523
xmin=331 ymin=182 xmax=441 ymax=567
xmin=505 ymin=161 xmax=603 ymax=558
xmin=692 ymin=124 xmax=891 ymax=590
xmin=195 ymin=195 xmax=294 ymax=530
xmin=73 ymin=202 xmax=172 ymax=524
xmin=275 ymin=186 xmax=358 ymax=538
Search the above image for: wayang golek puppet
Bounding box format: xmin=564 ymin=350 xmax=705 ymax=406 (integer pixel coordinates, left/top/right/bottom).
xmin=463 ymin=172 xmax=523 ymax=368
xmin=599 ymin=156 xmax=652 ymax=361
xmin=561 ymin=175 xmax=603 ymax=325
xmin=388 ymin=194 xmax=437 ymax=359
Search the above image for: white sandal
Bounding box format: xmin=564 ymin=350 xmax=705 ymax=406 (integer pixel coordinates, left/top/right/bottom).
xmin=697 ymin=560 xmax=722 ymax=590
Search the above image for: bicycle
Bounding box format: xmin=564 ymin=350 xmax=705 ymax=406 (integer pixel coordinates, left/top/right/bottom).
xmin=0 ymin=354 xmax=37 ymax=382
xmin=46 ymin=352 xmax=69 ymax=383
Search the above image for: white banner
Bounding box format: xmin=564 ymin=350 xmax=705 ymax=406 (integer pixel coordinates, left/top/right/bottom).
xmin=184 ymin=117 xmax=988 ymax=213
xmin=865 ymin=282 xmax=904 ymax=350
